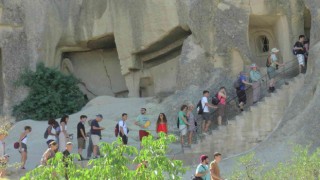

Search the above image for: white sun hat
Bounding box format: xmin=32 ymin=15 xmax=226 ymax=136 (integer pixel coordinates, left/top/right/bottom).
xmin=271 ymin=48 xmax=279 ymax=53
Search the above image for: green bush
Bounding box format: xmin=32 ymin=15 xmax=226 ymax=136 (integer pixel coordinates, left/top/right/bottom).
xmin=230 ymin=145 xmax=320 ymax=180
xmin=13 ymin=63 xmax=86 ymax=120
xmin=21 ymin=133 xmax=187 ymax=180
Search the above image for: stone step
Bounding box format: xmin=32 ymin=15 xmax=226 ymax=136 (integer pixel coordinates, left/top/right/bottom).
xmin=185 ymin=75 xmax=305 ymax=157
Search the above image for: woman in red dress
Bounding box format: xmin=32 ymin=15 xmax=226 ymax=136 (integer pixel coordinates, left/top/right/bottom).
xmin=156 ymin=113 xmax=168 ymax=135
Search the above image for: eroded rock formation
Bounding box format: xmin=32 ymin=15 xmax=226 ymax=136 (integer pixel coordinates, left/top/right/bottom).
xmin=0 ymin=0 xmax=315 ymax=121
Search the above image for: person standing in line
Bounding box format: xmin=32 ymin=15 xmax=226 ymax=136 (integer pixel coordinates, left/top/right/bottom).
xmin=90 ymin=114 xmax=105 ymax=158
xmin=187 ymin=104 xmax=196 ymax=146
xmin=59 ymin=115 xmax=70 ymax=152
xmin=210 ymin=152 xmax=223 ymax=180
xmin=53 ymin=120 xmax=61 ymax=145
xmin=178 ymin=105 xmax=190 ymax=146
xmin=267 ymin=48 xmax=284 ymax=93
xmin=0 ymin=131 xmax=8 ymax=177
xmin=46 ymin=119 xmax=58 ymax=146
xmin=217 ymin=87 xmax=227 ymax=126
xmin=237 ymin=72 xmax=252 ymax=111
xmin=156 ymin=113 xmax=168 ymax=136
xmin=62 ymin=142 xmax=73 ymax=180
xmin=194 ymin=155 xmax=210 ymax=180
xmin=62 ymin=142 xmax=73 ymax=164
xmin=249 ymin=64 xmax=262 ymax=104
xmin=77 ymin=115 xmax=87 ymax=160
xmin=134 ymin=108 xmax=151 ymax=142
xmin=119 ymin=113 xmax=129 ymax=145
xmin=18 ymin=126 xmax=32 ymax=169
xmin=40 ymin=141 xmax=58 ymax=166
xmin=201 ymin=90 xmax=217 ymax=134
xmin=294 ymin=35 xmax=306 ymax=73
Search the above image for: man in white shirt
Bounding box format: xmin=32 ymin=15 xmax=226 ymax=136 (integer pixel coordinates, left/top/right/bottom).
xmin=201 ymin=90 xmax=217 ymax=134
xmin=119 ymin=113 xmax=129 ymax=145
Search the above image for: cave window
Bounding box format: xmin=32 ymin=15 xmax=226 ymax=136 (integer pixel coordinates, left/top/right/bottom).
xmin=257 ymin=35 xmax=269 ymax=53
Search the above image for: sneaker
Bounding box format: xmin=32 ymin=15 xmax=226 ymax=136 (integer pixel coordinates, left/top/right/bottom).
xmin=202 ymin=132 xmax=208 ymax=136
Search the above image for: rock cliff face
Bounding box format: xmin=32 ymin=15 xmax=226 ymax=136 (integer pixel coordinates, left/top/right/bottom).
xmin=0 ymin=0 xmax=313 ymax=115
xmin=0 ymin=1 xmax=315 ymax=118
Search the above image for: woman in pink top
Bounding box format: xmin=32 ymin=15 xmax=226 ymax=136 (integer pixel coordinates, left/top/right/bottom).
xmin=217 ymin=87 xmax=227 ymax=125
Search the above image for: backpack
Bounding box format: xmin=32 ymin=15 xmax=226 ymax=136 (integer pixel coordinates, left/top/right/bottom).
xmin=292 ymin=46 xmax=297 ymax=55
xmin=266 ymin=55 xmax=271 ymax=67
xmin=44 ymin=126 xmax=49 ymax=139
xmin=196 ymin=100 xmax=203 ymax=114
xmin=115 ymin=123 xmax=120 ymax=137
xmin=177 ymin=117 xmax=179 ymax=129
xmin=233 ymin=77 xmax=241 ymax=89
xmin=211 ymin=93 xmax=220 ymax=105
xmin=115 ymin=121 xmax=129 ymax=137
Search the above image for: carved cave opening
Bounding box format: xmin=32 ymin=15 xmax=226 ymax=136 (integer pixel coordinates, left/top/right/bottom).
xmin=135 ymin=26 xmax=191 ymax=97
xmin=61 ymin=34 xmax=128 ymax=100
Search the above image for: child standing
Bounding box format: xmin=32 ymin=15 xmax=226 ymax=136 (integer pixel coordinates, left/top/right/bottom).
xmin=156 ymin=113 xmax=168 ymax=135
xmin=19 ymin=126 xmax=32 ymax=169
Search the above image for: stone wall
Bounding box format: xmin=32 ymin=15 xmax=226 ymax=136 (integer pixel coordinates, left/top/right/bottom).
xmin=0 ymin=0 xmax=313 ymax=115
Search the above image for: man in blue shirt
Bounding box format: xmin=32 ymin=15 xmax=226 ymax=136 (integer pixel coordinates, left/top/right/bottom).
xmin=236 ymin=72 xmax=252 ymax=111
xmin=194 ymin=155 xmax=210 ymax=180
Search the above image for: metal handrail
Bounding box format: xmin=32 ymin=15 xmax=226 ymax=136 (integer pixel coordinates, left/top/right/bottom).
xmin=172 ymin=57 xmax=301 ymax=156
xmin=212 ymin=57 xmax=300 ymax=128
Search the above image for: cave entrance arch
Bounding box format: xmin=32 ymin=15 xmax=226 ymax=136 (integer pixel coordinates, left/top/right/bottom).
xmin=61 ymin=34 xmax=128 ymax=100
xmin=249 ymin=15 xmax=291 ymax=66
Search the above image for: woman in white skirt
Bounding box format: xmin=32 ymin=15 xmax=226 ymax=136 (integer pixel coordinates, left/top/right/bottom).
xmin=59 ymin=115 xmax=69 ymax=151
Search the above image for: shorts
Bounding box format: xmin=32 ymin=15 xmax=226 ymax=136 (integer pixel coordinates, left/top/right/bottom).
xmin=179 ymin=125 xmax=187 ymax=136
xmin=218 ymin=104 xmax=225 ymax=117
xmin=139 ymin=130 xmax=149 ymax=141
xmin=267 ymin=66 xmax=277 ymax=79
xmin=236 ymin=89 xmax=247 ymax=104
xmin=201 ymin=112 xmax=211 ymax=121
xmin=121 ymin=135 xmax=128 ymax=145
xmin=91 ymin=135 xmax=100 ymax=146
xmin=21 ymin=143 xmax=27 ymax=153
xmin=297 ymin=54 xmax=305 ymax=66
xmin=77 ymin=138 xmax=86 ymax=149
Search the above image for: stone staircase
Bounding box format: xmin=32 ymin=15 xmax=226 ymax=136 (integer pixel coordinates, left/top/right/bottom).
xmin=183 ymin=75 xmax=305 ymax=158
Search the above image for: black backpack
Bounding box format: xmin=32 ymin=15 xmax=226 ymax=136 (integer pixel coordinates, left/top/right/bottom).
xmin=177 ymin=117 xmax=179 ymax=129
xmin=115 ymin=121 xmax=129 ymax=137
xmin=233 ymin=77 xmax=241 ymax=89
xmin=44 ymin=126 xmax=49 ymax=139
xmin=266 ymin=55 xmax=271 ymax=67
xmin=196 ymin=100 xmax=203 ymax=114
xmin=211 ymin=93 xmax=220 ymax=105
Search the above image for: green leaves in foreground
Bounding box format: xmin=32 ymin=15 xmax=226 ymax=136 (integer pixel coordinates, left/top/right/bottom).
xmin=13 ymin=63 xmax=86 ymax=120
xmin=230 ymin=145 xmax=320 ymax=180
xmin=21 ymin=133 xmax=187 ymax=180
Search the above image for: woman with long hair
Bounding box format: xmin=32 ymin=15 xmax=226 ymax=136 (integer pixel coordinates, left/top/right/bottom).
xmin=59 ymin=115 xmax=69 ymax=151
xmin=156 ymin=113 xmax=168 ymax=135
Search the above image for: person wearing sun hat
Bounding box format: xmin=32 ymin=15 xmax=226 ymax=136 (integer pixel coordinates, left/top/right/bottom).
xmin=249 ymin=63 xmax=262 ymax=104
xmin=267 ymin=48 xmax=284 ymax=93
